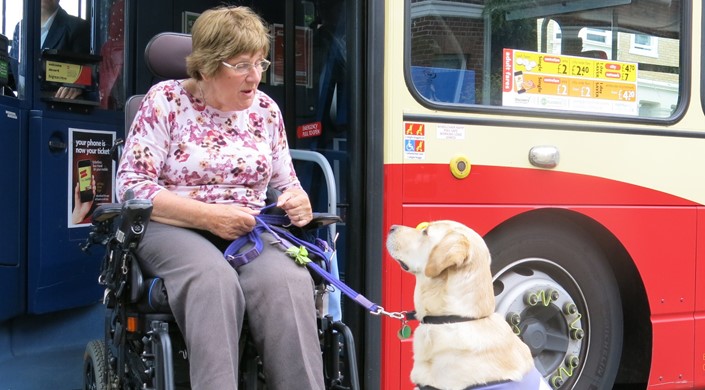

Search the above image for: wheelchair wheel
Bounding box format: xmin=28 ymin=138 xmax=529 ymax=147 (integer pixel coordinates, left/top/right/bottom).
xmin=83 ymin=339 xmax=111 ymax=390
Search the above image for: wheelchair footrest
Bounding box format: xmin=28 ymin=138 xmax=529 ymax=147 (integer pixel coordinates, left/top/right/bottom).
xmin=147 ymin=320 xmax=175 ymax=390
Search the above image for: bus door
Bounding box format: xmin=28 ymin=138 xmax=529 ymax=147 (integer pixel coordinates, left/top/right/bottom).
xmin=258 ymin=0 xmax=353 ymax=301
xmin=250 ymin=0 xmax=371 ymax=380
xmin=296 ymin=0 xmax=366 ymax=340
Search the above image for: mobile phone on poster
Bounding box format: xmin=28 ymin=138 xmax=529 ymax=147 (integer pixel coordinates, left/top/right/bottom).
xmin=77 ymin=159 xmax=94 ymax=202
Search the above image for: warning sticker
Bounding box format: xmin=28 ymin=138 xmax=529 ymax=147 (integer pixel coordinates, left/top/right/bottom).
xmin=403 ymin=122 xmax=425 ymax=160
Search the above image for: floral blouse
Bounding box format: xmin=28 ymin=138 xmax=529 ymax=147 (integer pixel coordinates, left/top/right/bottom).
xmin=116 ymin=79 xmax=301 ymax=208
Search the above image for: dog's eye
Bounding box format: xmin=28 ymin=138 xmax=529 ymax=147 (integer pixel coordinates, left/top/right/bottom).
xmin=422 ymin=229 xmax=429 ymax=236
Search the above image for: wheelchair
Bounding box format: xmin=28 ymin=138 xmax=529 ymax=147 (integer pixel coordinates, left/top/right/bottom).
xmin=81 ymin=32 xmax=359 ymax=390
xmin=81 ymin=195 xmax=358 ymax=390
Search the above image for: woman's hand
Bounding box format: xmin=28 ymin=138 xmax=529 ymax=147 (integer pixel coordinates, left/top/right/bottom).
xmin=151 ymin=191 xmax=261 ymax=240
xmin=205 ymin=204 xmax=260 ymax=240
xmin=277 ymin=187 xmax=312 ymax=227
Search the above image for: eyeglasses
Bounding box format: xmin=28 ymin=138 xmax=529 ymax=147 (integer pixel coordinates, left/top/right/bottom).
xmin=221 ymin=59 xmax=271 ymax=75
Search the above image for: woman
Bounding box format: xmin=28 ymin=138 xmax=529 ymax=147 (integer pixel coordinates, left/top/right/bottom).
xmin=116 ymin=6 xmax=324 ymax=390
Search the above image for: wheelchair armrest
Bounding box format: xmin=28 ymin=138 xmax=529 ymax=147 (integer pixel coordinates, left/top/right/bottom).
xmin=304 ymin=213 xmax=342 ymax=230
xmin=91 ymin=203 xmax=123 ymax=224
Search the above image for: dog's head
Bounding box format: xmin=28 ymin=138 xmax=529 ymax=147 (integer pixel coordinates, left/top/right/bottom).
xmin=386 ymin=220 xmax=490 ymax=277
xmin=385 ymin=220 xmax=495 ymax=317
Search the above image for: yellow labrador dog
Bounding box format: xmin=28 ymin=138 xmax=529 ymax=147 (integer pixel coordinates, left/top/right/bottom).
xmin=386 ymin=220 xmax=550 ymax=390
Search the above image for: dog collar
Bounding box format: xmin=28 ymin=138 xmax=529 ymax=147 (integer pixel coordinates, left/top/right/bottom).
xmin=406 ymin=310 xmax=480 ymax=324
xmin=416 ymin=379 xmax=511 ymax=390
xmin=422 ymin=314 xmax=479 ymax=324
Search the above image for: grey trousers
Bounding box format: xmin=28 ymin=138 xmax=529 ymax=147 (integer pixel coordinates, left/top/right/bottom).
xmin=136 ymin=221 xmax=325 ymax=390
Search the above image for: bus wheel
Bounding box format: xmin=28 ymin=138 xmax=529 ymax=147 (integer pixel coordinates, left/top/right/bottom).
xmin=84 ymin=339 xmax=110 ymax=390
xmin=488 ymin=221 xmax=622 ymax=389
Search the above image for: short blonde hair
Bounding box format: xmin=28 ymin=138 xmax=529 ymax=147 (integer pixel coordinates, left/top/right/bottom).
xmin=186 ymin=6 xmax=271 ymax=80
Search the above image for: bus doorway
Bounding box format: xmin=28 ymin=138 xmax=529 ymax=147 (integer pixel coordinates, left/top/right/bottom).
xmin=0 ymin=0 xmax=379 ymax=388
xmin=248 ymin=2 xmax=375 ymax=385
xmin=129 ymin=0 xmax=377 ymax=387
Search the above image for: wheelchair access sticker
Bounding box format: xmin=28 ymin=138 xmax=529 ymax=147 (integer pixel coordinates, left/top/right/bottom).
xmin=403 ymin=122 xmax=425 ymax=160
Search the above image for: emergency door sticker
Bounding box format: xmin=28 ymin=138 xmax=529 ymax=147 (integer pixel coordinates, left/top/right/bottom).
xmin=404 ymin=122 xmax=426 ymax=160
xmin=502 ymin=49 xmax=638 ymax=115
xmin=68 ymin=128 xmax=116 ymax=227
xmin=297 ymin=121 xmax=322 ymax=139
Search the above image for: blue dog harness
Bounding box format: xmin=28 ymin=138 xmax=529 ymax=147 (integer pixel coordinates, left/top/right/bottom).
xmin=417 ymin=367 xmax=549 ymax=390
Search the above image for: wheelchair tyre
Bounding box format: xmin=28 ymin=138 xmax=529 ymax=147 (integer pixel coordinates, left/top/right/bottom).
xmin=83 ymin=339 xmax=110 ymax=390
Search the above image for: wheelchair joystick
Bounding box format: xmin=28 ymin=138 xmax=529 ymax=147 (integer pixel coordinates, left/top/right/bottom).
xmin=116 ymin=199 xmax=153 ymax=249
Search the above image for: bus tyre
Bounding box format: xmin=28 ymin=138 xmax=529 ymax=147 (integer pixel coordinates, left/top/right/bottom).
xmin=83 ymin=339 xmax=110 ymax=390
xmin=488 ymin=220 xmax=622 ymax=389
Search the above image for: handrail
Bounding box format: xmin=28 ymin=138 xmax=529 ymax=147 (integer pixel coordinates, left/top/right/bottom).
xmin=289 ymin=149 xmax=337 ymax=241
xmin=290 ymin=149 xmax=341 ymax=321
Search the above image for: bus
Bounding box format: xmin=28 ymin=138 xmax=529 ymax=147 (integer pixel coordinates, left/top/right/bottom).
xmin=0 ymin=0 xmax=702 ymax=388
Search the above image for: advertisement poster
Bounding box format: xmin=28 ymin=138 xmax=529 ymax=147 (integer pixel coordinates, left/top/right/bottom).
xmin=502 ymin=48 xmax=638 ymax=115
xmin=68 ymin=128 xmax=116 ymax=227
xmin=270 ymin=24 xmax=312 ymax=88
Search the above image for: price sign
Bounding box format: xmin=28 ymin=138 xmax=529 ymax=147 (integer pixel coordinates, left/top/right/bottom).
xmin=503 ymin=49 xmax=639 ymax=115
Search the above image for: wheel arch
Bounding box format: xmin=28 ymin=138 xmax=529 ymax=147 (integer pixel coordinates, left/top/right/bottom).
xmin=484 ymin=207 xmax=651 ymax=386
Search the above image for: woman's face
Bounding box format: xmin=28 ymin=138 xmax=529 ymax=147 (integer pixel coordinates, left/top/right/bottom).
xmin=209 ymin=52 xmax=267 ymax=111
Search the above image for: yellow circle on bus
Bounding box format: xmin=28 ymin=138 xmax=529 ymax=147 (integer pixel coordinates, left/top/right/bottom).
xmin=450 ymin=155 xmax=471 ymax=179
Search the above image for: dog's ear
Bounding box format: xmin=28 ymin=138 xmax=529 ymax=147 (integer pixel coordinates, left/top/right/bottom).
xmin=424 ymin=232 xmax=471 ymax=278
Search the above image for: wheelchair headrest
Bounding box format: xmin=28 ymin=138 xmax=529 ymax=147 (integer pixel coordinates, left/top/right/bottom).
xmin=144 ymin=32 xmax=192 ymax=80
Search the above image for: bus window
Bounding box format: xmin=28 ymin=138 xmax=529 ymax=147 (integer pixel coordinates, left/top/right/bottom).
xmin=96 ymin=0 xmax=125 ymax=110
xmin=3 ymin=0 xmax=125 ymax=109
xmin=407 ymin=0 xmax=681 ymax=119
xmin=2 ymin=0 xmax=24 ymax=98
xmin=37 ymin=0 xmax=92 ymax=103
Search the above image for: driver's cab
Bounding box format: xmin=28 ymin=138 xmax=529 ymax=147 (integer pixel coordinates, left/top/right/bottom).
xmin=0 ymin=0 xmax=127 ymax=323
